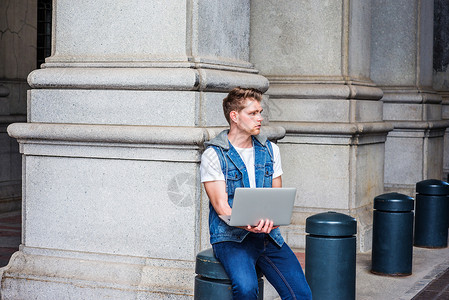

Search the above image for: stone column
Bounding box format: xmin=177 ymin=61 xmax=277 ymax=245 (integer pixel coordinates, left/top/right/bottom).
xmin=0 ymin=0 xmax=34 ymax=212
xmin=1 ymin=1 xmax=282 ymax=298
xmin=371 ymin=0 xmax=448 ymax=195
xmin=250 ymin=0 xmax=391 ymax=252
xmin=434 ymin=0 xmax=449 ymax=181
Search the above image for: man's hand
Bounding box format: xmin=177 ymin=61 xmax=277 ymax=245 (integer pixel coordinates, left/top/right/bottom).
xmin=240 ymin=219 xmax=279 ymax=234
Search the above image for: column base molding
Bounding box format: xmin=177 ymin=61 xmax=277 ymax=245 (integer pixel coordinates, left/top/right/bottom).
xmin=381 ymin=87 xmax=442 ymax=104
xmin=273 ymin=121 xmax=393 ymax=145
xmin=267 ymin=79 xmax=383 ymax=101
xmin=265 ymin=80 xmax=384 ymax=123
xmin=389 ymin=120 xmax=449 ymax=132
xmin=28 ymin=67 xmax=269 ymax=93
xmin=7 ymin=123 xmax=285 ymax=157
xmin=382 ymin=88 xmax=443 ymax=121
xmin=1 ymin=248 xmax=194 ymax=299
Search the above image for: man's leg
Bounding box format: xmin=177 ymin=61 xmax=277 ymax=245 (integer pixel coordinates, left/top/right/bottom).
xmin=257 ymin=237 xmax=312 ymax=300
xmin=212 ymin=234 xmax=263 ymax=300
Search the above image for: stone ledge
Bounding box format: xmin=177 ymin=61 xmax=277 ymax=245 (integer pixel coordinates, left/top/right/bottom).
xmin=380 ymin=88 xmax=442 ymax=104
xmin=267 ymin=81 xmax=383 ymax=100
xmin=28 ymin=68 xmax=269 ymax=93
xmin=274 ymin=122 xmax=393 ymax=145
xmin=8 ymin=123 xmax=208 ymax=146
xmin=43 ymin=56 xmax=256 ymax=72
xmin=389 ymin=120 xmax=449 ymax=130
xmin=273 ymin=121 xmax=394 ymax=135
xmin=28 ymin=68 xmax=199 ymax=90
xmin=7 ymin=123 xmax=286 ymax=146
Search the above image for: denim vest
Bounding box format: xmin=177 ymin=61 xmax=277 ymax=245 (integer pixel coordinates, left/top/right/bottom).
xmin=205 ymin=130 xmax=284 ymax=247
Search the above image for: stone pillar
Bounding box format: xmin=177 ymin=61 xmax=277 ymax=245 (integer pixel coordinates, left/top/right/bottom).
xmin=0 ymin=0 xmax=34 ymax=212
xmin=372 ymin=0 xmax=448 ymax=195
xmin=434 ymin=0 xmax=449 ymax=181
xmin=250 ymin=0 xmax=391 ymax=252
xmin=1 ymin=1 xmax=282 ymax=298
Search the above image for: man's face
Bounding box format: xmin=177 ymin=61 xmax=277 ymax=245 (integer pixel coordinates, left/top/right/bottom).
xmin=231 ymin=98 xmax=263 ymax=135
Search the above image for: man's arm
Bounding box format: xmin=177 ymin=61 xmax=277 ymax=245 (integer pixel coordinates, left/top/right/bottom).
xmin=272 ymin=175 xmax=282 ymax=188
xmin=203 ymin=176 xmax=282 ymax=214
xmin=203 ymin=180 xmax=232 ymax=216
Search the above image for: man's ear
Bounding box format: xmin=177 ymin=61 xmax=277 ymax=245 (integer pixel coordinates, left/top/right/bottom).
xmin=230 ymin=111 xmax=238 ymax=123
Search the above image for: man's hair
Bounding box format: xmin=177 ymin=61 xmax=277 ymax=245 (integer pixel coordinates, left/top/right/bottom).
xmin=222 ymin=87 xmax=263 ymax=124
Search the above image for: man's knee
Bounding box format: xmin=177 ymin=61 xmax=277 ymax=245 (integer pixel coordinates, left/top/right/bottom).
xmin=232 ymin=279 xmax=259 ymax=299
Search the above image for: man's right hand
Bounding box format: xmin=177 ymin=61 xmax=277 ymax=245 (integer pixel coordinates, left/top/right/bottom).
xmin=241 ymin=219 xmax=278 ymax=234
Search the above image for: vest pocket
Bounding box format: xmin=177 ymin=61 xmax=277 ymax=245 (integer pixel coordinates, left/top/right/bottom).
xmin=226 ymin=170 xmax=243 ymax=197
xmin=264 ymin=163 xmax=274 ymax=187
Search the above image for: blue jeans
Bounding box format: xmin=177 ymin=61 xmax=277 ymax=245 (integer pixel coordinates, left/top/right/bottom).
xmin=212 ymin=233 xmax=312 ymax=300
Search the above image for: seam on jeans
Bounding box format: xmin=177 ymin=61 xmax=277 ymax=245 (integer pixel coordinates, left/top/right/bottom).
xmin=260 ymin=254 xmax=297 ymax=300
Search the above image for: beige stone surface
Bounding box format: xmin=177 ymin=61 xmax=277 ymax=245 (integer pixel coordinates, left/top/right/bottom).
xmin=250 ymin=0 xmax=343 ymax=76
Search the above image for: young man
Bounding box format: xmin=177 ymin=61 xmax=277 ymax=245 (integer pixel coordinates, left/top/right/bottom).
xmin=200 ymin=87 xmax=312 ymax=300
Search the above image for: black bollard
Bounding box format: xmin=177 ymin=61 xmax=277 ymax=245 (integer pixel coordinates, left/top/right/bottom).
xmin=194 ymin=248 xmax=263 ymax=300
xmin=414 ymin=179 xmax=449 ymax=248
xmin=305 ymin=212 xmax=357 ymax=300
xmin=371 ymin=192 xmax=414 ymax=276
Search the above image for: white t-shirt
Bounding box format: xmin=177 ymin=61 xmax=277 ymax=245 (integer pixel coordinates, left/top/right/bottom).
xmin=200 ymin=142 xmax=283 ymax=188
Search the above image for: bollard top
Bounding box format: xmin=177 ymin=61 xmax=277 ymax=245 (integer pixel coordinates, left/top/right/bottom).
xmin=195 ymin=248 xmax=229 ymax=280
xmin=416 ymin=179 xmax=449 ymax=195
xmin=195 ymin=248 xmax=262 ymax=280
xmin=374 ymin=192 xmax=414 ymax=212
xmin=306 ymin=211 xmax=357 ymax=237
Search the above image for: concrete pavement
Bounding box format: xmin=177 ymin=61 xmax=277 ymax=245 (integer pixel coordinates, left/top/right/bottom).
xmin=356 ymin=246 xmax=449 ymax=299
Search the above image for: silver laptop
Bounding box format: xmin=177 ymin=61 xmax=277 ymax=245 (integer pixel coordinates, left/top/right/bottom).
xmin=219 ymin=188 xmax=296 ymax=227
